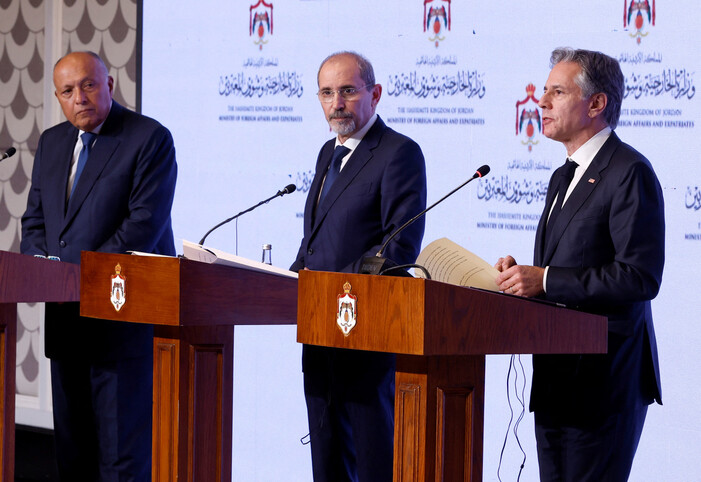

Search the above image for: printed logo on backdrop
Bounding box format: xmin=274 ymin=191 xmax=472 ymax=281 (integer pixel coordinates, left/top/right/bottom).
xmin=616 ymin=55 xmax=695 ymax=132
xmin=624 ymin=0 xmax=655 ymax=45
xmin=217 ymin=0 xmax=303 ymax=127
xmin=383 ymin=0 xmax=485 ymax=128
xmin=472 ymin=82 xmax=550 ymax=236
xmin=250 ymin=0 xmax=273 ymax=50
xmin=684 ymin=186 xmax=701 ymax=243
xmin=515 ymin=84 xmax=541 ymax=153
xmin=424 ymin=0 xmax=451 ymax=48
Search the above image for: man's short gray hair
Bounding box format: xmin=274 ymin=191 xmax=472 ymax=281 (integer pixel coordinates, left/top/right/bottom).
xmin=550 ymin=47 xmax=624 ymax=129
xmin=317 ymin=51 xmax=375 ymax=90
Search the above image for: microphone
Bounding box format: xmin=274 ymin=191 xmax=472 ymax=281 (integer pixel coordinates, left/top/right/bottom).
xmin=277 ymin=184 xmax=296 ymax=195
xmin=1 ymin=147 xmax=16 ymax=161
xmin=198 ymin=183 xmax=296 ymax=246
xmin=359 ymin=165 xmax=490 ymax=276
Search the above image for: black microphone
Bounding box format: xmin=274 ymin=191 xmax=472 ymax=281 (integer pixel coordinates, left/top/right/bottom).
xmin=359 ymin=165 xmax=490 ymax=276
xmin=198 ymin=183 xmax=296 ymax=245
xmin=1 ymin=147 xmax=16 ymax=161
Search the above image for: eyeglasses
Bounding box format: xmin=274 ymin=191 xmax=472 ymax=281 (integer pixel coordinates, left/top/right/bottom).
xmin=317 ymin=84 xmax=374 ymax=103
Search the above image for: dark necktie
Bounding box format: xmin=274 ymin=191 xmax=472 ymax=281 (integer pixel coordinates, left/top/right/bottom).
xmin=318 ymin=145 xmax=350 ymax=204
xmin=71 ymin=132 xmax=96 ymax=198
xmin=546 ymin=158 xmax=578 ymax=233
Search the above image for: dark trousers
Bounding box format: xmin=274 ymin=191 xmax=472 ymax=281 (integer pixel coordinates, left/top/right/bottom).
xmin=50 ymin=356 xmax=153 ymax=482
xmin=303 ymin=345 xmax=395 ymax=482
xmin=534 ymin=404 xmax=648 ymax=482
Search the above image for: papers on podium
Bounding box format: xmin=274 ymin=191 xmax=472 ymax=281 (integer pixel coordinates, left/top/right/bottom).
xmin=182 ymin=240 xmax=298 ymax=279
xmin=415 ymin=237 xmax=499 ymax=291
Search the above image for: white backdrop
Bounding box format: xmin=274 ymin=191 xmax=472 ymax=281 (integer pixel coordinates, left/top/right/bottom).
xmin=144 ymin=1 xmax=700 ymax=480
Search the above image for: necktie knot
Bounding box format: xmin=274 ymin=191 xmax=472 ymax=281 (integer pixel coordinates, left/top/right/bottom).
xmin=81 ymin=132 xmax=96 ymax=149
xmin=70 ymin=132 xmax=97 ymax=199
xmin=331 ymin=145 xmax=350 ymax=169
xmin=561 ymin=158 xmax=578 ymax=182
xmin=545 ymin=158 xmax=579 ymax=236
xmin=318 ymin=145 xmax=351 ymax=205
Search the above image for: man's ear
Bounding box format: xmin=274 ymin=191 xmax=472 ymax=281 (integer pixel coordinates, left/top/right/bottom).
xmin=371 ymin=84 xmax=382 ymax=109
xmin=588 ymin=92 xmax=607 ymax=118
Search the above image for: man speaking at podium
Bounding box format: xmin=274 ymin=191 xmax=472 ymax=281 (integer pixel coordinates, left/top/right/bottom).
xmin=291 ymin=51 xmax=427 ymax=481
xmin=495 ymin=48 xmax=664 ymax=481
xmin=21 ymin=51 xmax=177 ymax=481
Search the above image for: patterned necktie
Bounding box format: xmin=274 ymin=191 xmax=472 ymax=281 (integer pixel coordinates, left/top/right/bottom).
xmin=70 ymin=132 xmax=96 ymax=198
xmin=318 ymin=145 xmax=350 ymax=205
xmin=546 ymin=158 xmax=578 ymax=235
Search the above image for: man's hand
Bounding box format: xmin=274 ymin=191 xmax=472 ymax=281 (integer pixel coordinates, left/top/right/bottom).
xmin=494 ymin=255 xmax=545 ymax=298
xmin=494 ymin=255 xmax=517 ymax=273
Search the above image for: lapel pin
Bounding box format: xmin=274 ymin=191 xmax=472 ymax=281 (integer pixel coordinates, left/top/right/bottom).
xmin=588 ymin=178 xmax=596 ymax=183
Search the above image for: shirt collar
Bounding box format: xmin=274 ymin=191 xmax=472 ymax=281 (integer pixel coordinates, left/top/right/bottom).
xmin=334 ymin=113 xmax=378 ymax=151
xmin=568 ymin=126 xmax=612 ymax=171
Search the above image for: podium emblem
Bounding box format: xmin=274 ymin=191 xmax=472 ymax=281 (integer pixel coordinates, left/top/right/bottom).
xmin=110 ymin=263 xmax=126 ymax=312
xmin=336 ymin=282 xmax=357 ymax=336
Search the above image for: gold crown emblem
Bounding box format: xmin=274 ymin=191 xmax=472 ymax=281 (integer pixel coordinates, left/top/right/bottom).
xmin=525 ymin=83 xmax=536 ymax=95
xmin=114 ymin=263 xmax=122 ymax=275
xmin=343 ymin=282 xmax=352 ymax=293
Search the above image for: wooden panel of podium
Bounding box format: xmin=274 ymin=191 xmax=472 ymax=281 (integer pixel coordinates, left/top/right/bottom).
xmin=78 ymin=251 xmax=606 ymax=482
xmin=0 ymin=251 xmax=80 ymax=481
xmin=79 ymin=251 xmax=297 ymax=482
xmin=296 ymin=270 xmax=607 ymax=482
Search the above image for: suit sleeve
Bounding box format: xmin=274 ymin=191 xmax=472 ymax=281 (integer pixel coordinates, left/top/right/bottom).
xmin=343 ymin=138 xmax=427 ymax=273
xmin=546 ymin=159 xmax=665 ymax=307
xmin=96 ymin=125 xmax=177 ymax=253
xmin=289 ymin=146 xmax=327 ymax=272
xmin=290 ymin=244 xmax=305 ymax=272
xmin=20 ymin=135 xmax=49 ymax=256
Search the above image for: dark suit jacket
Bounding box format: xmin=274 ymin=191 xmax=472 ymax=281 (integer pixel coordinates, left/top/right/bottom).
xmin=531 ymin=131 xmax=664 ymax=421
xmin=21 ymin=101 xmax=177 ymax=360
xmin=291 ymin=116 xmax=427 ymax=275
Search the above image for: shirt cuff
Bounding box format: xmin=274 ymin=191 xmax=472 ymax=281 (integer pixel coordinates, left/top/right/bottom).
xmin=543 ymin=266 xmax=549 ymax=293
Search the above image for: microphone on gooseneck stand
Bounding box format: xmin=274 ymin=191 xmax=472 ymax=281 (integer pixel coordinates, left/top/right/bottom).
xmin=359 ymin=165 xmax=490 ymax=277
xmin=198 ymin=184 xmax=297 ymax=246
xmin=1 ymin=147 xmax=17 ymax=161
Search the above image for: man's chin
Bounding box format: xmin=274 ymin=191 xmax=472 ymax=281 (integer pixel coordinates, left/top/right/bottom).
xmin=329 ymin=120 xmax=356 ymax=136
xmin=73 ymin=115 xmax=100 ymax=132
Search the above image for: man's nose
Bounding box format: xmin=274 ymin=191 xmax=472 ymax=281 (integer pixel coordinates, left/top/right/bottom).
xmin=74 ymin=88 xmax=87 ymax=104
xmin=331 ymin=92 xmax=346 ymax=109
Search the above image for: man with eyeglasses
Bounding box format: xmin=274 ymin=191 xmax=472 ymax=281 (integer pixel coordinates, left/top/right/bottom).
xmin=291 ymin=51 xmax=427 ymax=482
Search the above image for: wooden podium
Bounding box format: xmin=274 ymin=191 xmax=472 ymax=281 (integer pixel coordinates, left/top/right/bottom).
xmin=79 ymin=251 xmax=297 ymax=482
xmin=297 ymin=270 xmax=607 ymax=482
xmin=0 ymin=250 xmax=80 ymax=481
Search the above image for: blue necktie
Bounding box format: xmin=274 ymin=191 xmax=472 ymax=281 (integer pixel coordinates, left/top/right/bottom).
xmin=71 ymin=132 xmax=96 ymax=198
xmin=318 ymin=145 xmax=350 ymax=204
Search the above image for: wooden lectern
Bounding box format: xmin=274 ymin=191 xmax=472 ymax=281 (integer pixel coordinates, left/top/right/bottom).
xmin=79 ymin=251 xmax=297 ymax=482
xmin=0 ymin=250 xmax=80 ymax=481
xmin=296 ymin=270 xmax=607 ymax=482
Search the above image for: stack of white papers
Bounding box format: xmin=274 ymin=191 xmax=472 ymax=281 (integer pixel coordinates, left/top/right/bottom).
xmin=182 ymin=240 xmax=298 ymax=279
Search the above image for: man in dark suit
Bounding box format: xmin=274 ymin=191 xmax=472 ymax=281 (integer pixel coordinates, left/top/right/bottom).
xmin=495 ymin=48 xmax=664 ymax=482
xmin=21 ymin=51 xmax=177 ymax=481
xmin=291 ymin=51 xmax=427 ymax=482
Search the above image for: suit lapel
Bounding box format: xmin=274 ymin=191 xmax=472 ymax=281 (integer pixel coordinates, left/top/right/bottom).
xmin=540 ymin=133 xmax=620 ymax=265
xmin=45 ymin=125 xmax=78 ymax=222
xmin=534 ymin=173 xmax=559 ymax=266
xmin=310 ymin=118 xmax=385 ymax=233
xmin=304 ymin=141 xmax=334 ymax=236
